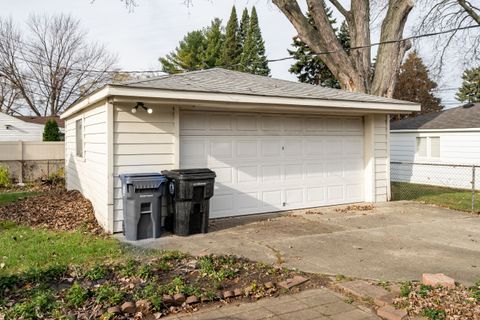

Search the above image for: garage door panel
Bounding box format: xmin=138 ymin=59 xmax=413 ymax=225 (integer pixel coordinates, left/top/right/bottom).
xmin=237 ymin=140 xmax=258 ymax=158
xmin=237 ymin=166 xmax=258 ymax=183
xmin=327 ymin=185 xmax=344 ymax=201
xmin=180 ymin=111 xmax=364 ymax=218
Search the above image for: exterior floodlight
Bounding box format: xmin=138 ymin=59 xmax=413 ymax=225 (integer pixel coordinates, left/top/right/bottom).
xmin=131 ymin=102 xmax=152 ymax=114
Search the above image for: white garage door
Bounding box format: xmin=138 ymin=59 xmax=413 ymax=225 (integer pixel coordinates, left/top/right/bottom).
xmin=180 ymin=111 xmax=364 ymax=218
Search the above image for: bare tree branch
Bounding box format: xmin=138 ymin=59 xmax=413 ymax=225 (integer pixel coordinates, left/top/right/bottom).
xmin=0 ymin=14 xmax=117 ymax=116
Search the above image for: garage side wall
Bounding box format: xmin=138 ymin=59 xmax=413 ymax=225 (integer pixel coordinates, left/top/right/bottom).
xmin=112 ymin=104 xmax=176 ymax=233
xmin=373 ymin=114 xmax=389 ymax=201
xmin=65 ymin=102 xmax=109 ymax=230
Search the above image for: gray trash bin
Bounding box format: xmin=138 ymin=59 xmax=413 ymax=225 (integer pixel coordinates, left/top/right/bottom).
xmin=119 ymin=173 xmax=166 ymax=241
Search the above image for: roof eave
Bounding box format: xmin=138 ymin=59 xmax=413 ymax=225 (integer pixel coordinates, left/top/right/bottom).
xmin=61 ymin=85 xmax=420 ymax=119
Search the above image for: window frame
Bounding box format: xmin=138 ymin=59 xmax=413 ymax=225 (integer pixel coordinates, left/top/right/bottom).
xmin=75 ymin=118 xmax=84 ymax=159
xmin=415 ymin=136 xmax=441 ymax=159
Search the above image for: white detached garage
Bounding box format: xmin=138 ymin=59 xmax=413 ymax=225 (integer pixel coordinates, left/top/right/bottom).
xmin=60 ymin=68 xmax=419 ymax=233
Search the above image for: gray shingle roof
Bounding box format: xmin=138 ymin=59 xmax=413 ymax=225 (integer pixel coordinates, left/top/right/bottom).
xmin=390 ymin=103 xmax=480 ymax=130
xmin=120 ymin=68 xmax=415 ymax=105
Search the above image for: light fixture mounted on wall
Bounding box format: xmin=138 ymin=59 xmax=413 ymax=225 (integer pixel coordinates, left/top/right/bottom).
xmin=131 ymin=102 xmax=153 ymax=114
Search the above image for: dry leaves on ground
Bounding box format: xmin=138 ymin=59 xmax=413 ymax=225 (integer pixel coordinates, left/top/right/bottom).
xmin=394 ymin=282 xmax=480 ymax=320
xmin=335 ymin=204 xmax=374 ymax=213
xmin=0 ymin=188 xmax=104 ymax=235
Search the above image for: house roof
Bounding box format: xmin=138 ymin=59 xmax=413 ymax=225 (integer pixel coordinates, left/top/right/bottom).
xmin=390 ymin=103 xmax=480 ymax=130
xmin=62 ymin=68 xmax=420 ymax=119
xmin=14 ymin=116 xmax=65 ymax=128
xmin=121 ymin=68 xmax=416 ymax=106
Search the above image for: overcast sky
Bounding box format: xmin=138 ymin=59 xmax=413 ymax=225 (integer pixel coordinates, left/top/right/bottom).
xmin=2 ymin=0 xmax=470 ymax=108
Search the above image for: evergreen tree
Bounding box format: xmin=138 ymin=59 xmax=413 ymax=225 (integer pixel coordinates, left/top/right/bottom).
xmin=43 ymin=119 xmax=61 ymax=141
xmin=218 ymin=6 xmax=241 ymax=69
xmin=203 ymin=18 xmax=224 ymax=68
xmin=456 ymin=66 xmax=480 ymax=103
xmin=160 ymin=30 xmax=206 ymax=74
xmin=288 ymin=8 xmax=349 ymax=87
xmin=240 ymin=7 xmax=270 ymax=76
xmin=239 ymin=8 xmax=250 ymax=50
xmin=392 ymin=51 xmax=443 ymax=120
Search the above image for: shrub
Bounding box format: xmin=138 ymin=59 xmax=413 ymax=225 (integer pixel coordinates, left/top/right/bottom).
xmin=65 ymin=282 xmax=90 ymax=307
xmin=0 ymin=165 xmax=11 ymax=188
xmin=43 ymin=119 xmax=61 ymax=141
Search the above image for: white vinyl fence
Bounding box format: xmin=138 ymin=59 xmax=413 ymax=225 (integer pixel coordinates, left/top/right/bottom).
xmin=0 ymin=141 xmax=64 ymax=183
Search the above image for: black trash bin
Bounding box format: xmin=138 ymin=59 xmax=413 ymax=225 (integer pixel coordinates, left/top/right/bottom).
xmin=119 ymin=173 xmax=166 ymax=241
xmin=162 ymin=169 xmax=216 ymax=236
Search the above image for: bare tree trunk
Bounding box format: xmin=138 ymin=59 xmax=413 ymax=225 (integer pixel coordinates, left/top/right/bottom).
xmin=273 ymin=0 xmax=412 ymax=97
xmin=458 ymin=0 xmax=480 ymax=24
xmin=371 ymin=0 xmax=413 ymax=96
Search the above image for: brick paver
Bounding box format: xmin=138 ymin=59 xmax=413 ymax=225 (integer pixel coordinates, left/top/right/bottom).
xmin=167 ymin=288 xmax=379 ymax=320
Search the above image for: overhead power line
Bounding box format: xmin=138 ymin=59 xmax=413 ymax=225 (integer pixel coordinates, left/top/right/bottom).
xmin=1 ymin=24 xmax=478 ymax=74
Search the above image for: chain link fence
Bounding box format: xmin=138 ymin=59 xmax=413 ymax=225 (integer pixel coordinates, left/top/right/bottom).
xmin=390 ymin=161 xmax=479 ymax=213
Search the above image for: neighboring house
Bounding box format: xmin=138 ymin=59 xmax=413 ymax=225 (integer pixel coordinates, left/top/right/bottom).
xmin=0 ymin=112 xmax=65 ymax=141
xmin=0 ymin=112 xmax=46 ymax=141
xmin=60 ymin=68 xmax=419 ymax=233
xmin=390 ymin=103 xmax=480 ymax=190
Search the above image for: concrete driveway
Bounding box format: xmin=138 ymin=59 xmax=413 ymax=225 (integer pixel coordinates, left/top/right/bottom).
xmin=132 ymin=201 xmax=480 ymax=285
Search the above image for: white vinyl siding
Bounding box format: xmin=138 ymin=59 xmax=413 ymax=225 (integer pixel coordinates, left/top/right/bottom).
xmin=64 ymin=102 xmax=109 ymax=230
xmin=112 ymin=104 xmax=176 ymax=233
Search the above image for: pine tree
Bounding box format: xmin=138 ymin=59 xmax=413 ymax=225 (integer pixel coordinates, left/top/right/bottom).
xmin=392 ymin=51 xmax=443 ymax=120
xmin=240 ymin=7 xmax=270 ymax=76
xmin=288 ymin=8 xmax=349 ymax=87
xmin=43 ymin=119 xmax=61 ymax=141
xmin=456 ymin=66 xmax=480 ymax=103
xmin=160 ymin=30 xmax=207 ymax=74
xmin=203 ymin=18 xmax=224 ymax=68
xmin=218 ymin=6 xmax=241 ymax=69
xmin=239 ymin=8 xmax=250 ymax=50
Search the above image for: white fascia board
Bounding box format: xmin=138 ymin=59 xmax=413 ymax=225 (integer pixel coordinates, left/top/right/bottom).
xmin=391 ymin=128 xmax=480 ymax=133
xmin=61 ymin=85 xmax=420 ymax=118
xmin=60 ymin=86 xmax=109 ymax=119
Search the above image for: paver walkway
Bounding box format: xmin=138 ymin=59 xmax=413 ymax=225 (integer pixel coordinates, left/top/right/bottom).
xmin=166 ymin=288 xmax=379 ymax=320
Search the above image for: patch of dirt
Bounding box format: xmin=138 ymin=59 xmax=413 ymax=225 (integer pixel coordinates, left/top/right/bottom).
xmin=335 ymin=204 xmax=374 ymax=213
xmin=394 ymin=282 xmax=480 ymax=320
xmin=0 ymin=187 xmax=104 ymax=235
xmin=0 ymin=254 xmax=330 ymax=319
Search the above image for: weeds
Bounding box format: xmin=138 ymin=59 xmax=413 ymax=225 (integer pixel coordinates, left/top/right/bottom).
xmin=95 ymin=284 xmax=124 ymax=307
xmin=65 ymin=282 xmax=90 ymax=307
xmin=7 ymin=289 xmax=56 ymax=319
xmin=83 ymin=264 xmax=109 ymax=281
xmin=134 ymin=282 xmax=163 ymax=311
xmin=400 ymin=281 xmax=412 ymax=297
xmin=418 ymin=284 xmax=433 ymax=298
xmin=423 ymin=308 xmax=446 ymax=320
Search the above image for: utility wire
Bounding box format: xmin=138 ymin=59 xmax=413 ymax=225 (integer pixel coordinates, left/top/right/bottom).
xmin=2 ymin=24 xmax=478 ymax=74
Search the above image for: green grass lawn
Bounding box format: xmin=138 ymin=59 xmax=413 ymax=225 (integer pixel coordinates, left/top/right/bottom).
xmin=0 ymin=191 xmax=39 ymax=205
xmin=391 ymin=182 xmax=480 ymax=212
xmin=0 ymin=221 xmax=126 ymax=275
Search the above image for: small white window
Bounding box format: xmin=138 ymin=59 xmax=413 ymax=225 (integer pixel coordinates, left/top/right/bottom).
xmin=416 ymin=137 xmax=427 ymax=157
xmin=430 ymin=137 xmax=440 ymax=158
xmin=76 ymin=119 xmax=83 ymax=157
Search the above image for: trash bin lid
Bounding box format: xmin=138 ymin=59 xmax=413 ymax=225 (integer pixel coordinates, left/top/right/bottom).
xmin=119 ymin=173 xmax=166 ymax=189
xmin=162 ymin=168 xmax=216 ymax=180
